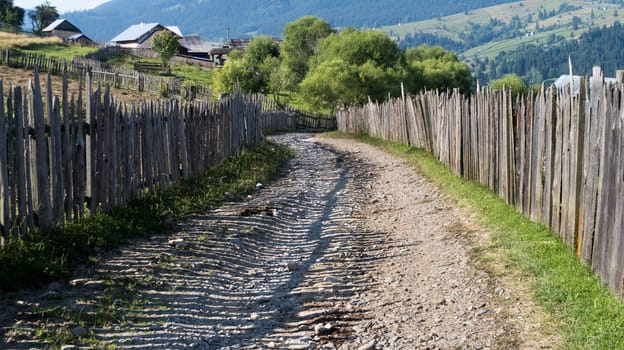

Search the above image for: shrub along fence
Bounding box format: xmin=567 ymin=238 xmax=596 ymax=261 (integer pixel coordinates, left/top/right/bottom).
xmin=337 ymin=66 xmax=624 ymax=296
xmin=0 ymin=67 xmax=280 ymax=246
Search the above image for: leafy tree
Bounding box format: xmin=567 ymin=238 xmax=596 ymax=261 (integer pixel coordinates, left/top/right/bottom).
xmin=301 ymin=28 xmax=404 ymax=109
xmin=29 ymin=1 xmax=58 ymax=35
xmin=404 ymin=45 xmax=472 ymax=93
xmin=152 ymin=30 xmax=180 ymax=71
xmin=490 ymin=73 xmax=527 ymax=98
xmin=213 ymin=50 xmax=252 ymax=94
xmin=300 ymin=59 xmax=360 ymax=111
xmin=525 ymin=66 xmax=543 ymax=86
xmin=262 ymin=57 xmax=293 ymax=106
xmin=315 ymin=28 xmax=402 ymax=68
xmin=213 ymin=36 xmax=281 ymax=95
xmin=281 ymin=16 xmax=333 ymax=86
xmin=0 ymin=0 xmax=24 ymax=31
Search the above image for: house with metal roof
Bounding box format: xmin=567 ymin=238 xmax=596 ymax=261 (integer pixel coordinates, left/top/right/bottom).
xmin=553 ymin=74 xmax=617 ymax=95
xmin=42 ymin=19 xmax=82 ymax=40
xmin=110 ymin=23 xmax=183 ymax=49
xmin=66 ymin=33 xmax=94 ymax=46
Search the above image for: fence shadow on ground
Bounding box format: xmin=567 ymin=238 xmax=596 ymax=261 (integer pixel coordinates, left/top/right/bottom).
xmin=1 ymin=134 xmax=400 ymax=349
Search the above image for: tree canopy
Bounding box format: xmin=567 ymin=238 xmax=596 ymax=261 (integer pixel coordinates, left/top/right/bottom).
xmin=0 ymin=0 xmax=24 ymax=30
xmin=301 ymin=28 xmax=404 ymax=109
xmin=405 ymin=45 xmax=472 ymax=93
xmin=212 ymin=17 xmax=474 ymax=112
xmin=152 ymin=30 xmax=180 ymax=70
xmin=29 ymin=1 xmax=58 ymax=35
xmin=489 ymin=73 xmax=528 ymax=98
xmin=213 ymin=36 xmax=281 ymax=95
xmin=281 ymin=16 xmax=333 ymax=86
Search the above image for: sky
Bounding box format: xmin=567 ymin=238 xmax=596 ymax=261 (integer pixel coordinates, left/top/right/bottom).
xmin=13 ymin=0 xmax=110 ymax=13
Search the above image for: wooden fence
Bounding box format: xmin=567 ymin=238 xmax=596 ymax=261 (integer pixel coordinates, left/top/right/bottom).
xmin=337 ymin=66 xmax=624 ymax=296
xmin=258 ymin=97 xmax=337 ymax=131
xmin=0 ymin=49 xmax=212 ymax=100
xmin=0 ymin=67 xmax=269 ymax=245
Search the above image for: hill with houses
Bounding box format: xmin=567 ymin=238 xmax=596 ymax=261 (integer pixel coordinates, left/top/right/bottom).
xmin=64 ymin=0 xmax=518 ymax=42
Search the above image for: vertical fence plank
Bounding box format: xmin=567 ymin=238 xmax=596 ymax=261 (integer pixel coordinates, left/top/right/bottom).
xmin=50 ymin=94 xmax=64 ymax=226
xmin=0 ymin=81 xmax=8 ymax=245
xmin=62 ymin=68 xmax=74 ymax=221
xmin=581 ymin=67 xmax=605 ymax=264
xmin=542 ymin=87 xmax=555 ymax=227
xmin=14 ymin=87 xmax=28 ymax=236
xmin=32 ymin=67 xmax=53 ymax=230
xmin=334 ymin=71 xmax=624 ymax=294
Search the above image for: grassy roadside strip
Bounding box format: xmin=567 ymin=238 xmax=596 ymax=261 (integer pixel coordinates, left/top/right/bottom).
xmin=324 ymin=131 xmax=624 ymax=349
xmin=0 ymin=141 xmax=293 ymax=292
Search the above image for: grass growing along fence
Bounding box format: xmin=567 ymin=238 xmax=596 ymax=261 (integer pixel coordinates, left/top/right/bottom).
xmin=325 ymin=132 xmax=624 ymax=349
xmin=0 ymin=140 xmax=292 ymax=291
xmin=0 ymin=67 xmax=299 ymax=290
xmin=337 ymin=67 xmax=624 ymax=300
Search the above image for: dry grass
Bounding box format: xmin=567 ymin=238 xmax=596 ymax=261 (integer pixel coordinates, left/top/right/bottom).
xmin=0 ymin=32 xmax=62 ymax=49
xmin=0 ymin=65 xmax=157 ymax=103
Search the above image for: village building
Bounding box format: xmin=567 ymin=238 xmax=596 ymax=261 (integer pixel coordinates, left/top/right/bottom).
xmin=178 ymin=34 xmax=214 ymax=60
xmin=42 ymin=19 xmax=94 ymax=45
xmin=110 ymin=23 xmax=182 ymax=49
xmin=66 ymin=33 xmax=95 ymax=46
xmin=553 ymin=74 xmax=617 ymax=95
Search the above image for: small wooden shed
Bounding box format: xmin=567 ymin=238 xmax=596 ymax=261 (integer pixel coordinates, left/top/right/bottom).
xmin=42 ymin=19 xmax=82 ymax=40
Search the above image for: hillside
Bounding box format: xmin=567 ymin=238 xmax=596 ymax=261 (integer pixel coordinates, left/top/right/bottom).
xmin=64 ymin=0 xmax=517 ymax=42
xmin=474 ymin=21 xmax=624 ymax=84
xmin=383 ymin=0 xmax=624 ymax=59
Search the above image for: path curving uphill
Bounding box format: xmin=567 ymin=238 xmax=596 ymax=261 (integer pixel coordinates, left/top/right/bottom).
xmin=2 ymin=134 xmax=555 ymax=349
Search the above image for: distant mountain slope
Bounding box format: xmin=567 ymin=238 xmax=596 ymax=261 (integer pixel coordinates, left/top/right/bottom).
xmin=384 ymin=0 xmax=624 ymax=55
xmin=474 ymin=21 xmax=624 ymax=84
xmin=65 ymin=0 xmax=517 ymax=42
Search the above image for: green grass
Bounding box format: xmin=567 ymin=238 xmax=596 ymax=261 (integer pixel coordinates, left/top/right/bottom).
xmin=101 ymin=51 xmax=215 ymax=88
xmin=0 ymin=141 xmax=293 ymax=292
xmin=17 ymin=43 xmax=98 ymax=60
xmin=7 ymin=274 xmax=150 ymax=347
xmin=3 ymin=141 xmax=292 ymax=347
xmin=171 ymin=61 xmax=214 ymax=87
xmin=324 ymin=131 xmax=624 ymax=349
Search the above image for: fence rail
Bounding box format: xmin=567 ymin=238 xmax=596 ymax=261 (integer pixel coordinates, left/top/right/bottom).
xmin=0 ymin=68 xmax=272 ymax=245
xmin=0 ymin=49 xmax=212 ymax=100
xmin=337 ymin=66 xmax=624 ymax=296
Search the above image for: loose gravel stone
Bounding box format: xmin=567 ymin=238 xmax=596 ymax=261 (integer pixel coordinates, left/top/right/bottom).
xmin=0 ymin=134 xmax=558 ymax=349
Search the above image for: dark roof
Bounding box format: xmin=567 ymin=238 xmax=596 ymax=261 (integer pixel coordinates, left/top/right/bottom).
xmin=67 ymin=33 xmax=93 ymax=42
xmin=42 ymin=19 xmax=81 ymax=33
xmin=210 ymin=47 xmax=232 ymax=55
xmin=180 ymin=35 xmax=214 ymax=53
xmin=227 ymin=38 xmax=252 ymax=49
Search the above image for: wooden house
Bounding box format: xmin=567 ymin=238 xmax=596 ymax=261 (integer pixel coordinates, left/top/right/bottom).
xmin=66 ymin=33 xmax=94 ymax=46
xmin=42 ymin=19 xmax=83 ymax=40
xmin=178 ymin=34 xmax=213 ymax=60
xmin=110 ymin=23 xmax=182 ymax=50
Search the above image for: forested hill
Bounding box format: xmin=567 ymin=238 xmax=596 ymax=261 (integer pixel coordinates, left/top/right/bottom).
xmin=65 ymin=0 xmax=516 ymax=41
xmin=473 ymin=21 xmax=624 ymax=84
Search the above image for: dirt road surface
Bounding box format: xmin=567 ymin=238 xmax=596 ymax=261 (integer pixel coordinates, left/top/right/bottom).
xmin=1 ymin=134 xmax=556 ymax=349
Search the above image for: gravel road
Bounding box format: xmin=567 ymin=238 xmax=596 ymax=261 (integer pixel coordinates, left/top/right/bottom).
xmin=1 ymin=133 xmax=557 ymax=349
